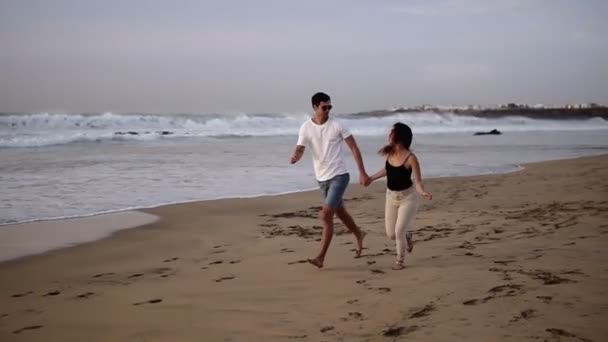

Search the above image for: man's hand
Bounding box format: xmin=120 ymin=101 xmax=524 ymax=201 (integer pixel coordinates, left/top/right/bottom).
xmin=290 ymin=146 xmax=304 ymax=164
xmin=359 ymin=172 xmax=370 ymax=186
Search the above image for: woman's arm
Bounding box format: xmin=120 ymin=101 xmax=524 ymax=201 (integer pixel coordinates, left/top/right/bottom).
xmin=409 ymin=154 xmax=432 ymax=199
xmin=369 ymin=168 xmax=387 ymax=183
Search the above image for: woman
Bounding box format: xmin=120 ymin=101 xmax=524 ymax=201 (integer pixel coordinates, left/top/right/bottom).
xmin=367 ymin=122 xmax=432 ymax=269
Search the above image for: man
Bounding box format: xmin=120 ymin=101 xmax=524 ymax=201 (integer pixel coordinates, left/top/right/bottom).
xmin=290 ymin=92 xmax=368 ymax=268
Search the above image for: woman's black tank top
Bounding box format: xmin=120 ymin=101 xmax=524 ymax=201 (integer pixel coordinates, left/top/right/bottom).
xmin=385 ymin=154 xmax=413 ymax=191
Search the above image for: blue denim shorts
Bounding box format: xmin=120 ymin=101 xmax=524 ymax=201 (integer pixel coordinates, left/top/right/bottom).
xmin=318 ymin=173 xmax=350 ymax=209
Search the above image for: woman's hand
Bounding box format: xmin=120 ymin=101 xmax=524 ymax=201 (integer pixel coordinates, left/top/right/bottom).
xmin=418 ymin=189 xmax=432 ymax=200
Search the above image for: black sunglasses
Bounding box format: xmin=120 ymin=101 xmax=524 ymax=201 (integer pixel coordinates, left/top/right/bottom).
xmin=321 ymin=105 xmax=333 ymax=111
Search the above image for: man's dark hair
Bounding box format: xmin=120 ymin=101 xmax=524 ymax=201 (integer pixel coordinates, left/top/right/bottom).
xmin=311 ymin=92 xmax=331 ymax=108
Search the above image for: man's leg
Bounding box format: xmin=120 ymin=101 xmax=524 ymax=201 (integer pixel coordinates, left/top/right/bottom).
xmin=308 ymin=205 xmax=336 ymax=268
xmin=308 ymin=174 xmax=349 ymax=268
xmin=336 ymin=206 xmax=365 ymax=257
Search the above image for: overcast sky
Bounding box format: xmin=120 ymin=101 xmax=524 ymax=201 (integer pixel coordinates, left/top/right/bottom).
xmin=1 ymin=0 xmax=607 ymax=114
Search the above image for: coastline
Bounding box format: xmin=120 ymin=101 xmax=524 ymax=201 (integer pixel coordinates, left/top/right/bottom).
xmin=351 ymin=106 xmax=608 ymax=119
xmin=0 ymin=162 xmax=529 ymax=263
xmin=1 ymin=154 xmax=607 ymax=341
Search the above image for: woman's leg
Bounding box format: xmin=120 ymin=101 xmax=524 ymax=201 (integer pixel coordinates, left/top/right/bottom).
xmin=394 ymin=191 xmax=420 ymax=264
xmin=385 ymin=191 xmax=399 ymax=241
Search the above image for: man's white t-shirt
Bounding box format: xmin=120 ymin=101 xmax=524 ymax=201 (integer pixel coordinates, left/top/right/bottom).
xmin=296 ymin=118 xmax=352 ymax=181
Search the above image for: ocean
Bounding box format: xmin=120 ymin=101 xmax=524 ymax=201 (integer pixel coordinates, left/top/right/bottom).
xmin=1 ymin=111 xmax=608 ymax=226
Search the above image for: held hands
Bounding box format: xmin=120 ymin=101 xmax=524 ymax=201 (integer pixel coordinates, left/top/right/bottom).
xmin=359 ymin=172 xmax=371 ymax=186
xmin=362 ymin=174 xmax=373 ymax=187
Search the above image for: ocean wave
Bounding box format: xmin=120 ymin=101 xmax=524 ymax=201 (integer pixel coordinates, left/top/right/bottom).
xmin=1 ymin=112 xmax=607 ymax=148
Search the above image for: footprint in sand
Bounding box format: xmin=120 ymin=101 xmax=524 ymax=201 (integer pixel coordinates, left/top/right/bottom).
xmin=163 ymin=257 xmax=179 ymax=263
xmin=371 ymin=287 xmax=391 ymax=293
xmin=43 ymin=290 xmax=61 ymax=297
xmin=463 ymin=284 xmax=524 ymax=305
xmin=463 ymin=297 xmax=492 ymax=305
xmin=458 ymin=241 xmax=476 ymax=250
xmin=493 ymin=260 xmax=517 ymax=266
xmin=545 ymin=328 xmax=592 ymax=342
xmin=229 ymin=260 xmax=241 ymax=264
xmin=214 ymin=276 xmax=235 ymax=283
xmin=280 ymin=248 xmax=295 ymax=253
xmin=320 ymin=326 xmax=335 ymax=333
xmin=209 ymin=260 xmax=223 ymax=265
xmin=133 ymin=299 xmax=163 ymax=306
xmin=464 ymin=252 xmax=483 ymax=257
xmin=341 ymin=311 xmax=364 ymax=321
xmin=13 ymin=325 xmax=43 ymax=334
xmin=149 ymin=267 xmax=174 ymax=278
xmin=382 ymin=325 xmax=418 ymax=337
xmin=519 ymin=270 xmax=574 ymax=285
xmin=11 ymin=291 xmax=33 ymax=298
xmin=92 ymin=272 xmax=115 ymax=278
xmin=346 ymin=299 xmax=359 ymax=304
xmin=127 ymin=273 xmax=144 ymax=279
xmin=536 ymin=296 xmax=552 ymax=303
xmin=367 ymin=261 xmax=376 ymax=265
xmin=370 ymin=269 xmax=385 ymax=274
xmin=287 ymin=335 xmax=307 ymax=339
xmin=287 ymin=260 xmax=307 ymax=265
xmin=408 ymin=304 xmax=436 ymax=319
xmin=510 ymin=309 xmax=536 ymax=323
xmin=75 ymin=292 xmax=95 ymax=299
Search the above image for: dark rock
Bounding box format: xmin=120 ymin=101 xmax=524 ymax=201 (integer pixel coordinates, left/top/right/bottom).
xmin=474 ymin=129 xmax=501 ymax=136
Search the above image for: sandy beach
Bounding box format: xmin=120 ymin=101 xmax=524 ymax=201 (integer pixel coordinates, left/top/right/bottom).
xmin=1 ymin=155 xmax=607 ymax=341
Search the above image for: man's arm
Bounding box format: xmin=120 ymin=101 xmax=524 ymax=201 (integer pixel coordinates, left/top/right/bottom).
xmin=290 ymin=145 xmax=305 ymax=164
xmin=344 ymin=135 xmax=369 ymax=184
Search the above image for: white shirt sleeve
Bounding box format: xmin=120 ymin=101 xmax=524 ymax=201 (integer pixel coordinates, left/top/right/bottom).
xmin=339 ymin=121 xmax=352 ymax=139
xmin=296 ymin=122 xmax=308 ymax=146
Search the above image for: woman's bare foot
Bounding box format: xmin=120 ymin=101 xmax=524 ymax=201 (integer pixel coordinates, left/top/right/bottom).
xmin=355 ymin=231 xmax=366 ymax=258
xmin=406 ymin=232 xmax=414 ymax=253
xmin=392 ymin=260 xmax=406 ymax=270
xmin=307 ymin=258 xmax=323 ymax=268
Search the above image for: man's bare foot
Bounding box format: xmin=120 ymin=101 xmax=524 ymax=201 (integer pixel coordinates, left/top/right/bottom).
xmin=307 ymin=258 xmax=323 ymax=268
xmin=355 ymin=231 xmax=366 ymax=258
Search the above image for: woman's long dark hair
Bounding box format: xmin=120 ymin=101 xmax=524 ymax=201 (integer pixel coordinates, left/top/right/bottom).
xmin=378 ymin=122 xmax=412 ymax=156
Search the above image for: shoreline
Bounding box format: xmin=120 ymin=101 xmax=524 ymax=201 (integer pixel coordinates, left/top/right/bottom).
xmin=1 ymin=159 xmax=535 ymax=228
xmin=2 ymin=153 xmax=602 ymax=263
xmin=1 ymin=154 xmax=606 ymax=341
xmin=0 ymin=154 xmax=594 ymax=264
xmin=0 ymin=163 xmax=533 ymax=263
